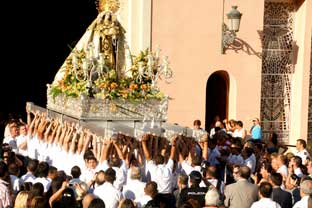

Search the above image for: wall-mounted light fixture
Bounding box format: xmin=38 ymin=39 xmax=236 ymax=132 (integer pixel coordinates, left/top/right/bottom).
xmin=221 ymin=3 xmax=242 ymax=54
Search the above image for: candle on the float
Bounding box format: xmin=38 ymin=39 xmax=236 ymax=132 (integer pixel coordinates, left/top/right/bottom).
xmin=87 ymin=43 xmax=95 ymax=59
xmin=155 ymin=45 xmax=160 ymax=59
xmin=163 ymin=56 xmax=169 ymax=73
xmin=147 ymin=54 xmax=153 ymax=75
xmin=124 ymin=44 xmax=133 ymax=78
xmin=72 ymin=55 xmax=78 ymax=68
xmin=138 ymin=62 xmax=144 ymax=74
xmin=82 ymin=59 xmax=88 ymax=72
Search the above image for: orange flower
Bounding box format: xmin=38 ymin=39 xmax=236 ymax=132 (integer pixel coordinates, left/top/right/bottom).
xmin=60 ymin=85 xmax=68 ymax=91
xmin=129 ymin=83 xmax=138 ymax=90
xmin=110 ymin=82 xmax=118 ymax=89
xmin=99 ymin=83 xmax=108 ymax=89
xmin=140 ymin=84 xmax=147 ymax=90
xmin=119 ymin=90 xmax=129 ymax=98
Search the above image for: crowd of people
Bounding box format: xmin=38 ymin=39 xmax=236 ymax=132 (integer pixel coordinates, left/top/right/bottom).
xmin=0 ymin=111 xmax=312 ymax=208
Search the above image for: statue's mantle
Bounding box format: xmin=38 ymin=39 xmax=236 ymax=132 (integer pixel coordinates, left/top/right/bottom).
xmin=47 ymin=94 xmax=168 ymax=121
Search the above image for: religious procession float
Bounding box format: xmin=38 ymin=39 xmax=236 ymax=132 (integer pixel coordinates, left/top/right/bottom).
xmin=46 ymin=0 xmax=173 ymax=123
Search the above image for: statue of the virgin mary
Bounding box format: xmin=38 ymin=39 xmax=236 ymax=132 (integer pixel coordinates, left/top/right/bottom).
xmin=52 ymin=0 xmax=130 ymax=86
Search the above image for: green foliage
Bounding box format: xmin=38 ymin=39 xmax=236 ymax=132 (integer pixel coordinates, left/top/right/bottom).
xmin=49 ymin=48 xmax=166 ymax=102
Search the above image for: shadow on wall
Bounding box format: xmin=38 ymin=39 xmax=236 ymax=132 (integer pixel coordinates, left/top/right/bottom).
xmin=224 ymin=37 xmax=262 ymax=58
xmin=257 ymin=29 xmax=299 ymax=67
xmin=224 ymin=30 xmax=299 ymax=64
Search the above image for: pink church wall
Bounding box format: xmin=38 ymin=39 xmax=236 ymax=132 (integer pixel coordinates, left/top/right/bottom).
xmin=151 ymin=0 xmax=264 ymax=131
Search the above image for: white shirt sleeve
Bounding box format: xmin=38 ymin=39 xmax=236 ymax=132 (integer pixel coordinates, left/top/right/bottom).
xmin=166 ymin=159 xmax=174 ymax=171
xmin=146 ymin=160 xmax=156 ymax=173
xmin=181 ymin=160 xmax=193 ymax=175
xmin=96 ymin=160 xmax=109 ymax=172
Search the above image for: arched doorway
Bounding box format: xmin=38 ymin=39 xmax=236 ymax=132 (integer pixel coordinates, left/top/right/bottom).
xmin=205 ymin=71 xmax=229 ymax=130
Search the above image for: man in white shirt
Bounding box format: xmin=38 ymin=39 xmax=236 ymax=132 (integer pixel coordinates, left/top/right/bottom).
xmin=80 ymin=155 xmax=98 ymax=184
xmin=122 ymin=166 xmax=146 ymax=202
xmin=293 ymin=179 xmax=312 ymax=208
xmin=109 ymin=141 xmax=127 ymax=191
xmin=251 ymin=182 xmax=281 ymax=208
xmin=178 ymin=133 xmax=209 ymax=176
xmin=141 ymin=134 xmax=177 ymax=207
xmin=3 ymin=123 xmax=19 ymax=153
xmin=16 ymin=123 xmax=28 ymax=157
xmin=276 ymin=154 xmax=288 ymax=178
xmin=21 ymin=159 xmax=38 ymax=184
xmin=33 ymin=161 xmax=51 ymax=192
xmin=142 ymin=134 xmax=177 ymax=194
xmin=95 ymin=139 xmax=127 ymax=191
xmin=295 ymin=139 xmax=311 ymax=165
xmin=93 ymin=168 xmax=123 ymax=208
xmin=271 ymin=154 xmax=288 ymax=188
xmin=179 ymin=154 xmax=202 ymax=176
xmin=136 ymin=181 xmax=156 ymax=208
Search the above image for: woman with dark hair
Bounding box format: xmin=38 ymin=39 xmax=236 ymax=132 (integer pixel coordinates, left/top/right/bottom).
xmin=28 ymin=182 xmax=44 ymax=202
xmin=232 ymin=120 xmax=247 ymax=140
xmin=223 ymin=119 xmax=236 ymax=135
xmin=193 ymin=120 xmax=202 ymax=130
xmin=258 ymin=161 xmax=273 ymax=184
xmin=266 ymin=132 xmax=288 ymax=154
xmin=20 ymin=182 xmax=33 ymax=191
xmin=29 ymin=196 xmax=48 ymax=208
xmin=251 ymin=161 xmax=273 ymax=185
xmin=89 ymin=198 xmax=105 ymax=208
xmin=52 ymin=188 xmax=78 ymax=208
xmin=266 ymin=132 xmax=279 ymax=154
xmin=179 ymin=198 xmax=201 ymax=208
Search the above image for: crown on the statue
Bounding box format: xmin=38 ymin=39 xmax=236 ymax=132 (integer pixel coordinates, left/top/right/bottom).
xmin=96 ymin=0 xmax=120 ymax=13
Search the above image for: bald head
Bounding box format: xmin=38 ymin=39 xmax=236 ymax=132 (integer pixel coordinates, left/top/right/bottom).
xmin=82 ymin=193 xmax=95 ymax=208
xmin=215 ymin=121 xmax=222 ymax=127
xmin=239 ymin=165 xmax=251 ymax=179
xmin=95 ymin=170 xmax=105 ymax=186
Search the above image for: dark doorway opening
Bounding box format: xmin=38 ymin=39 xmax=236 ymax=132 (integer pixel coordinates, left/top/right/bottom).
xmin=205 ymin=71 xmax=229 ymax=131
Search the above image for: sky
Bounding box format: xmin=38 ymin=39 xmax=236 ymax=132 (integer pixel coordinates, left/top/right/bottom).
xmin=0 ymin=0 xmax=97 ymax=130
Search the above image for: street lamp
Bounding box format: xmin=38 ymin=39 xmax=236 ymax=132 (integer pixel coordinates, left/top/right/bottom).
xmin=221 ymin=5 xmax=242 ymax=54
